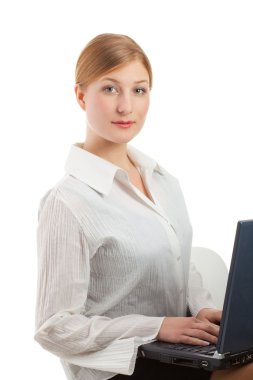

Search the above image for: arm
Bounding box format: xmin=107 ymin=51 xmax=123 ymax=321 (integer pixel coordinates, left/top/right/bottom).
xmin=35 ymin=192 xmax=164 ymax=374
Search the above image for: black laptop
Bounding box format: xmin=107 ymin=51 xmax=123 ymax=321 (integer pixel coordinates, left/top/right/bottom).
xmin=138 ymin=220 xmax=253 ymax=371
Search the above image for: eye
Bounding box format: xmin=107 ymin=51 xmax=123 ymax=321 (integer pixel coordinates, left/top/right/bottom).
xmin=103 ymin=86 xmax=118 ymax=94
xmin=135 ymin=87 xmax=147 ymax=95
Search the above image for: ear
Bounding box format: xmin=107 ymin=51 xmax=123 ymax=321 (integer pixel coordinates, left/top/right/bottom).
xmin=74 ymin=84 xmax=86 ymax=110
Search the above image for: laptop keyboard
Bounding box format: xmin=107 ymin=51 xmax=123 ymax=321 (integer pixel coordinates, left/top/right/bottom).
xmin=164 ymin=343 xmax=217 ymax=356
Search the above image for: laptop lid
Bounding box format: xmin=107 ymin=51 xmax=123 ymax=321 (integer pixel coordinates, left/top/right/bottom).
xmin=217 ymin=220 xmax=253 ymax=354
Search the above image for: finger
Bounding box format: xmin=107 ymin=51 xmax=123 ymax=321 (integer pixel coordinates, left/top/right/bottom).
xmin=188 ymin=328 xmax=218 ymax=345
xmin=203 ymin=322 xmax=220 ymax=336
xmin=180 ymin=335 xmax=211 ymax=346
xmin=194 ymin=321 xmax=220 ymax=336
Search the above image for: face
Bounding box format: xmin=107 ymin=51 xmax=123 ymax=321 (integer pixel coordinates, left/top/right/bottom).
xmin=75 ymin=60 xmax=150 ymax=145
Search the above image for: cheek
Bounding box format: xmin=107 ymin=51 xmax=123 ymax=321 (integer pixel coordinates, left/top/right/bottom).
xmin=93 ymin=94 xmax=111 ymax=114
xmin=138 ymin=98 xmax=150 ymax=117
xmin=86 ymin=94 xmax=111 ymax=124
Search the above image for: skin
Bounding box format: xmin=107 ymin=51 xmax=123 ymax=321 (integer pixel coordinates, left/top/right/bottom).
xmin=157 ymin=308 xmax=221 ymax=346
xmin=75 ymin=60 xmax=253 ymax=379
xmin=75 ymin=60 xmax=150 ymax=174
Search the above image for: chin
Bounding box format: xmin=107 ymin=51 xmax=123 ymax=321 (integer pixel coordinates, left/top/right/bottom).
xmin=112 ymin=130 xmax=142 ymax=144
xmin=108 ymin=138 xmax=133 ymax=145
xmin=114 ymin=134 xmax=138 ymax=144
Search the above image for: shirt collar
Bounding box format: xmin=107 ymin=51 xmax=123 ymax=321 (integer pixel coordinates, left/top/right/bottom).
xmin=64 ymin=142 xmax=165 ymax=195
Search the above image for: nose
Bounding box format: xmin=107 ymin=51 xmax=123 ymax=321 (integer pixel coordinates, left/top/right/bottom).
xmin=116 ymin=92 xmax=133 ymax=115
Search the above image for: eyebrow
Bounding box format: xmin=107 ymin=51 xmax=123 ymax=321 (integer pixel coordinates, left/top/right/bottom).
xmin=101 ymin=77 xmax=149 ymax=85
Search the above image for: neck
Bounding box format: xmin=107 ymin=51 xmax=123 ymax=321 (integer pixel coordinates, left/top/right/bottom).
xmin=82 ymin=133 xmax=135 ymax=172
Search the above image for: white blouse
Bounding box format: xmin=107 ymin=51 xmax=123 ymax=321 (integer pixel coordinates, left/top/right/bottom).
xmin=35 ymin=143 xmax=215 ymax=380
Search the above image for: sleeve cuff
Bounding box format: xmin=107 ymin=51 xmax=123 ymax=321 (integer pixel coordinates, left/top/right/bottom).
xmin=59 ymin=317 xmax=164 ymax=375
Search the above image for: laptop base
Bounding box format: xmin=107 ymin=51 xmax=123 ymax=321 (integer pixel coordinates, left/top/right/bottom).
xmin=138 ymin=342 xmax=253 ymax=371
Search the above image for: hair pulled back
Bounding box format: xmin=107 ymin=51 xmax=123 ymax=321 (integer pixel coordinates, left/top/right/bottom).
xmin=75 ymin=33 xmax=153 ymax=89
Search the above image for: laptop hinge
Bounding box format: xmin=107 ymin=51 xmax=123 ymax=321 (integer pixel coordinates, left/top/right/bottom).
xmin=213 ymin=351 xmax=230 ymax=359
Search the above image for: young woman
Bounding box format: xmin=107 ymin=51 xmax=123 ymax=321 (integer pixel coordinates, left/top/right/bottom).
xmin=35 ymin=33 xmax=253 ymax=380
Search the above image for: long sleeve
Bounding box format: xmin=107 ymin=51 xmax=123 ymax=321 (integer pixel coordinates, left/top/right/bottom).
xmin=187 ymin=261 xmax=217 ymax=317
xmin=34 ymin=191 xmax=164 ymax=375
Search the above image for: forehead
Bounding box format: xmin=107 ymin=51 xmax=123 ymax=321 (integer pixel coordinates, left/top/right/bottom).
xmin=99 ymin=61 xmax=150 ymax=84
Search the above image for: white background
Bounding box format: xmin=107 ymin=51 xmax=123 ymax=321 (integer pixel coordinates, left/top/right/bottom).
xmin=0 ymin=1 xmax=252 ymax=378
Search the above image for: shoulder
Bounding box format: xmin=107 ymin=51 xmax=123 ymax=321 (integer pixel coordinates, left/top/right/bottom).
xmin=37 ymin=175 xmax=79 ymax=216
xmin=37 ymin=173 xmax=97 ymax=224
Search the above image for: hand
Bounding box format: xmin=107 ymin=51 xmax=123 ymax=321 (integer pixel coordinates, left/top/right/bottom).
xmin=157 ymin=315 xmax=220 ymax=346
xmin=196 ymin=308 xmax=222 ymax=326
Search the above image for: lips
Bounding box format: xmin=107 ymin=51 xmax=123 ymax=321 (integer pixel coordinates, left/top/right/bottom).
xmin=111 ymin=120 xmax=135 ymax=128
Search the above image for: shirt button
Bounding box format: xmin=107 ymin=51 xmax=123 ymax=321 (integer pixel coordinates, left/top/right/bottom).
xmin=177 ymin=256 xmax=181 ymax=261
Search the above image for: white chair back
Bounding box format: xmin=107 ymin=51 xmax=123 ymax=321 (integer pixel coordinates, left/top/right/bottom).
xmin=191 ymin=247 xmax=229 ymax=310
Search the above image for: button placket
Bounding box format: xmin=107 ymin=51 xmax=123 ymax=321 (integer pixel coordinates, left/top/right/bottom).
xmin=125 ymin=166 xmax=187 ymax=315
xmin=125 ymin=168 xmax=187 ymax=315
xmin=158 ymin=215 xmax=186 ymax=312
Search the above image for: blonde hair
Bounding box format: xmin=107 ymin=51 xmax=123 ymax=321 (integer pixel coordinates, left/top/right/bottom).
xmin=75 ymin=33 xmax=153 ymax=89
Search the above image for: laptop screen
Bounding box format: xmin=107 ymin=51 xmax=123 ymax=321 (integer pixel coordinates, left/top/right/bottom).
xmin=217 ymin=220 xmax=253 ymax=354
